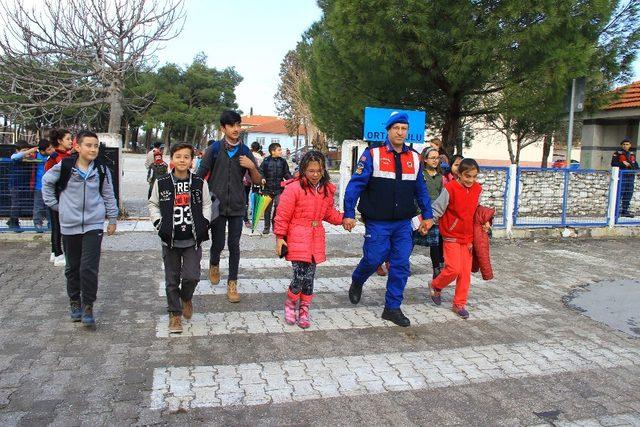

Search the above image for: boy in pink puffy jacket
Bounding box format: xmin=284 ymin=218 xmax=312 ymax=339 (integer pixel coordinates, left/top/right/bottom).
xmin=274 ymin=150 xmax=348 ymax=328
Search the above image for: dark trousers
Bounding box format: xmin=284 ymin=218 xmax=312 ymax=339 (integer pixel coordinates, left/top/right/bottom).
xmin=243 ymin=186 xmax=251 ymax=222
xmin=430 ymin=238 xmax=444 ymax=269
xmin=210 ymin=215 xmax=244 ymax=280
xmin=263 ymin=193 xmax=281 ymax=231
xmin=289 ymin=261 xmax=317 ymax=295
xmin=50 ymin=209 xmax=63 ymax=256
xmin=162 ymin=245 xmax=202 ymax=314
xmin=62 ymin=229 xmax=103 ymax=307
xmin=620 ymin=174 xmax=635 ymax=214
xmin=9 ymin=188 xmax=23 ymax=223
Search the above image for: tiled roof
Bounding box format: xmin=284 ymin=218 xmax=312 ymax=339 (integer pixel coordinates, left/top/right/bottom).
xmin=241 ymin=115 xmax=279 ymax=126
xmin=604 ymin=81 xmax=640 ymax=110
xmin=246 ymin=118 xmax=306 ymax=135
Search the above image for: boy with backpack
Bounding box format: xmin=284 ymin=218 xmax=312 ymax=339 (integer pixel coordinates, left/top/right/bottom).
xmin=260 ymin=142 xmax=292 ymax=234
xmin=196 ymin=110 xmax=262 ymax=302
xmin=149 ymin=143 xmax=212 ymax=334
xmin=42 ymin=131 xmax=118 ymax=327
xmin=147 ymin=143 xmax=168 ymax=199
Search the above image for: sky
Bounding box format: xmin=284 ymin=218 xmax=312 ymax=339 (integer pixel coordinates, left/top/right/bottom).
xmin=157 ymin=0 xmax=640 ymax=117
xmin=158 ymin=0 xmax=322 ymax=116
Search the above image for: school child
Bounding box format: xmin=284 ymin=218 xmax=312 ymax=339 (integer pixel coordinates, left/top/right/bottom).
xmin=42 ymin=131 xmax=118 ymax=326
xmin=45 ymin=129 xmax=74 ymax=266
xmin=413 ymin=147 xmax=445 ymax=278
xmin=147 ymin=144 xmax=168 ymax=199
xmin=7 ymin=140 xmax=37 ymax=233
xmin=149 ymin=143 xmax=212 ymax=334
xmin=429 ymin=158 xmax=490 ymax=319
xmin=33 ymin=139 xmax=56 ymax=232
xmin=260 ymin=142 xmax=292 ymax=234
xmin=274 ymin=150 xmax=345 ymax=329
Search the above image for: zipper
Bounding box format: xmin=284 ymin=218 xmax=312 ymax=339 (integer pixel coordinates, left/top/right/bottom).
xmin=170 ymin=173 xmax=175 ymax=247
xmin=189 ymin=173 xmax=198 ymax=243
xmin=81 ymin=174 xmax=86 ymax=233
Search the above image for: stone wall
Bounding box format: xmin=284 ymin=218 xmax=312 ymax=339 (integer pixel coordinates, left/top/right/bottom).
xmin=477 ymin=168 xmax=508 ymax=224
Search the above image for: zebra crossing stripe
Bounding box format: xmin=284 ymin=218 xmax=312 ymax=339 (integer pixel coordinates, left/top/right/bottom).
xmin=150 ymin=337 xmax=640 ymax=410
xmin=155 ymin=297 xmax=545 ymax=337
xmin=156 ymin=274 xmax=481 ymax=297
xmin=160 ymin=254 xmax=433 ymax=271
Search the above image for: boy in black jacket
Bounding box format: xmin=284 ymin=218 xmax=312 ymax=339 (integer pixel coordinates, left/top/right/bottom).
xmin=149 ymin=143 xmax=213 ymax=334
xmin=260 ymin=142 xmax=292 ymax=234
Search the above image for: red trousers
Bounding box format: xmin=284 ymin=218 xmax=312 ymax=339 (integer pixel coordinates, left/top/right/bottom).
xmin=431 ymin=241 xmax=472 ymax=308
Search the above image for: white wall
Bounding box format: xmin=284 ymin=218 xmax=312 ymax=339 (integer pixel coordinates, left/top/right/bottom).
xmin=462 ymin=124 xmax=552 ymax=164
xmin=246 ymin=132 xmax=306 ymax=152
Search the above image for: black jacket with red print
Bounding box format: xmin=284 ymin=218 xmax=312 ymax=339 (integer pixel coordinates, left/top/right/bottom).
xmin=611 ymin=149 xmax=639 ymax=170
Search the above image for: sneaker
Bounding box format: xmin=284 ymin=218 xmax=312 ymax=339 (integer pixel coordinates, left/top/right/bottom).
xmin=182 ymin=299 xmax=193 ymax=320
xmin=54 ymin=255 xmax=66 ymax=267
xmin=348 ymin=281 xmax=363 ymax=305
xmin=49 ymin=253 xmax=56 ymax=262
xmin=262 ymin=229 xmax=270 ymax=235
xmin=69 ymin=300 xmax=82 ymax=322
xmin=452 ymin=306 xmax=469 ymax=319
xmin=244 ymin=220 xmax=251 ymax=228
xmin=381 ymin=307 xmax=410 ymax=327
xmin=168 ymin=313 xmax=183 ymax=333
xmin=81 ymin=306 xmax=95 ymax=327
xmin=429 ymin=281 xmax=442 ymax=306
xmin=34 ymin=225 xmax=45 ymax=233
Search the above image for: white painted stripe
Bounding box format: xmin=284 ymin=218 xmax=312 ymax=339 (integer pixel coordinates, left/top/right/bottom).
xmin=156 ymin=273 xmax=480 ymax=297
xmin=163 ymin=254 xmax=432 ymax=270
xmin=155 ymin=297 xmax=544 ymax=337
xmin=150 ymin=337 xmax=640 ymax=410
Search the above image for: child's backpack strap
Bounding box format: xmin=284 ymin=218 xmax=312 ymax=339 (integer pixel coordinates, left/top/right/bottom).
xmin=204 ymin=140 xmax=221 ymax=181
xmin=55 ymin=156 xmax=108 ymax=198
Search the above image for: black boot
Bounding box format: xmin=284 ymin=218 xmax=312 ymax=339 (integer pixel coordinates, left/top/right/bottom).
xmin=381 ymin=307 xmax=410 ymax=327
xmin=348 ymin=281 xmax=363 ymax=304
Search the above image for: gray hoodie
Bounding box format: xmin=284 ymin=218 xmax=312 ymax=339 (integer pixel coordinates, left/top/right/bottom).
xmin=42 ymin=161 xmax=118 ymax=235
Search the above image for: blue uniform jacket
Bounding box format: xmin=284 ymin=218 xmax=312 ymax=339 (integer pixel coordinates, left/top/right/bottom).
xmin=344 ymin=140 xmax=433 ymax=221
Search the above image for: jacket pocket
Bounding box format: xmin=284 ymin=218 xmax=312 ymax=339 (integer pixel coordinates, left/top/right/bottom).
xmin=448 ymin=218 xmax=459 ymax=232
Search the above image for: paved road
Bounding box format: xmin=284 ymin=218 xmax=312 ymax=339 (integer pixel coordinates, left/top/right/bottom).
xmin=0 ymin=234 xmax=639 ymax=425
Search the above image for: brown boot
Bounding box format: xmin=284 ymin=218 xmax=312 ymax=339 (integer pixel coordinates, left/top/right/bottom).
xmin=227 ymin=280 xmax=241 ymax=303
xmin=209 ymin=265 xmax=220 ymax=285
xmin=168 ymin=313 xmax=183 ymax=334
xmin=182 ymin=299 xmax=193 ymax=320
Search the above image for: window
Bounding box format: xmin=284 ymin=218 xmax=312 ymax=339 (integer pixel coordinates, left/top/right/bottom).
xmin=271 ymin=138 xmax=279 ymax=144
xmin=256 ymin=137 xmax=265 ymax=144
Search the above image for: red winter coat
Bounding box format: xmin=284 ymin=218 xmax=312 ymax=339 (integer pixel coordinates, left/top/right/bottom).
xmin=274 ymin=178 xmax=344 ymax=264
xmin=471 ymin=205 xmax=495 ymax=280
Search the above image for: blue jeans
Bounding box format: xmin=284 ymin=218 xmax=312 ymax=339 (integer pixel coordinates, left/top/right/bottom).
xmin=32 ymin=189 xmax=49 ymax=227
xmin=352 ymin=219 xmax=413 ymax=309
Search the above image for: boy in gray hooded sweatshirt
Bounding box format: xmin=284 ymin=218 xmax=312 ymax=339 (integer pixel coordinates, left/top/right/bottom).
xmin=42 ymin=131 xmax=118 ymax=326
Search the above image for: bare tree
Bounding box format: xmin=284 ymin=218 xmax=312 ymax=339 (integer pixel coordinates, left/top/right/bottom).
xmin=0 ymin=0 xmax=185 ymax=133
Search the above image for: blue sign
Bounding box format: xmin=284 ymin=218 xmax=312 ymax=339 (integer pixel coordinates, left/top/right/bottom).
xmin=363 ymin=107 xmax=426 ymax=143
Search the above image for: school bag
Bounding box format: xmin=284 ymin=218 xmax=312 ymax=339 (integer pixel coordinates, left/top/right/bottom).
xmin=202 ymin=139 xmax=252 ymax=181
xmin=55 ymin=155 xmax=108 ymax=199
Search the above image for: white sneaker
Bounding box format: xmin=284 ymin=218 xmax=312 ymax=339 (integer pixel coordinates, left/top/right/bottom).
xmin=49 ymin=253 xmax=55 ymax=262
xmin=54 ymin=255 xmax=66 ymax=267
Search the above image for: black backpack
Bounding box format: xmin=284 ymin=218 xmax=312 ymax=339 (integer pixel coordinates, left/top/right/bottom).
xmin=55 ymin=155 xmax=108 ymax=199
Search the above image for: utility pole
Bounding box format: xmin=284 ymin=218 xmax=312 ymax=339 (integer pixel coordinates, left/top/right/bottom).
xmin=566 ymin=78 xmax=576 ymax=167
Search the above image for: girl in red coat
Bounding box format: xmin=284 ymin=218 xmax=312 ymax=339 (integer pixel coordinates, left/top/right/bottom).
xmin=429 ymin=158 xmax=490 ymax=319
xmin=274 ymin=150 xmax=345 ymax=329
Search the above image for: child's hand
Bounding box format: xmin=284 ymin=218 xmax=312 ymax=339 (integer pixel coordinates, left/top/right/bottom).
xmin=239 ymin=155 xmax=256 ymax=170
xmin=418 ymin=219 xmax=433 ymax=235
xmin=342 ymin=218 xmax=356 ymax=232
xmin=276 ymin=238 xmax=287 ymax=256
xmin=482 ymin=222 xmax=491 ymax=233
xmin=107 ymin=224 xmax=116 ymax=236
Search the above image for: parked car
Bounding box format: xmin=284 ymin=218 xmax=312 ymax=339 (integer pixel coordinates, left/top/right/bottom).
xmin=551 ymin=159 xmax=580 ymax=169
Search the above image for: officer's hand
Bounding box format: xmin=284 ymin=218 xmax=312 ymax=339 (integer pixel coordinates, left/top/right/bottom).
xmin=107 ymin=224 xmax=116 ymax=236
xmin=418 ymin=219 xmax=433 ymax=236
xmin=239 ymin=155 xmax=256 ymax=170
xmin=623 ymin=161 xmax=631 ymax=167
xmin=342 ymin=218 xmax=356 ymax=232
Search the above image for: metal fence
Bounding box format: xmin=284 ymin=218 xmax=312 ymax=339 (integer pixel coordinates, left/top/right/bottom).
xmin=0 ymin=158 xmax=45 ymax=232
xmin=513 ymin=168 xmax=610 ymax=227
xmin=615 ymin=170 xmax=640 ymax=225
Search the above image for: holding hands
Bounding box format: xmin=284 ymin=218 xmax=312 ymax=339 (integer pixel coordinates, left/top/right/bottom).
xmin=342 ymin=218 xmax=356 ymax=232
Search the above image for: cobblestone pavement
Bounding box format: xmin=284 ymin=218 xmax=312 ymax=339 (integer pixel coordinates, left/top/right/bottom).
xmin=0 ymin=234 xmax=639 ymax=426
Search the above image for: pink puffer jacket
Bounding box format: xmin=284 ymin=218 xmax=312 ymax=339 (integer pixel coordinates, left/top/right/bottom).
xmin=274 ymin=178 xmax=343 ymax=264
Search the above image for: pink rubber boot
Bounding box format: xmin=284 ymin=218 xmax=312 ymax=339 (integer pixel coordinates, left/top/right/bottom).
xmin=284 ymin=290 xmax=300 ymax=325
xmin=298 ymin=293 xmax=314 ymax=329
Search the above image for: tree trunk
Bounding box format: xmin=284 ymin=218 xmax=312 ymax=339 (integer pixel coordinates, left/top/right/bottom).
xmin=107 ymin=82 xmax=124 ymax=134
xmin=440 ymin=96 xmax=462 ymax=158
xmin=124 ymin=120 xmax=131 ymax=150
xmin=163 ymin=125 xmax=172 ymax=154
xmin=191 ymin=128 xmax=198 ymax=145
xmin=541 ymin=131 xmax=553 ymax=168
xmin=515 ymin=137 xmax=522 ymax=165
xmin=506 ymin=133 xmax=515 ymax=164
xmin=144 ymin=128 xmax=153 ymax=150
xmin=183 ymin=124 xmax=189 ymax=142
